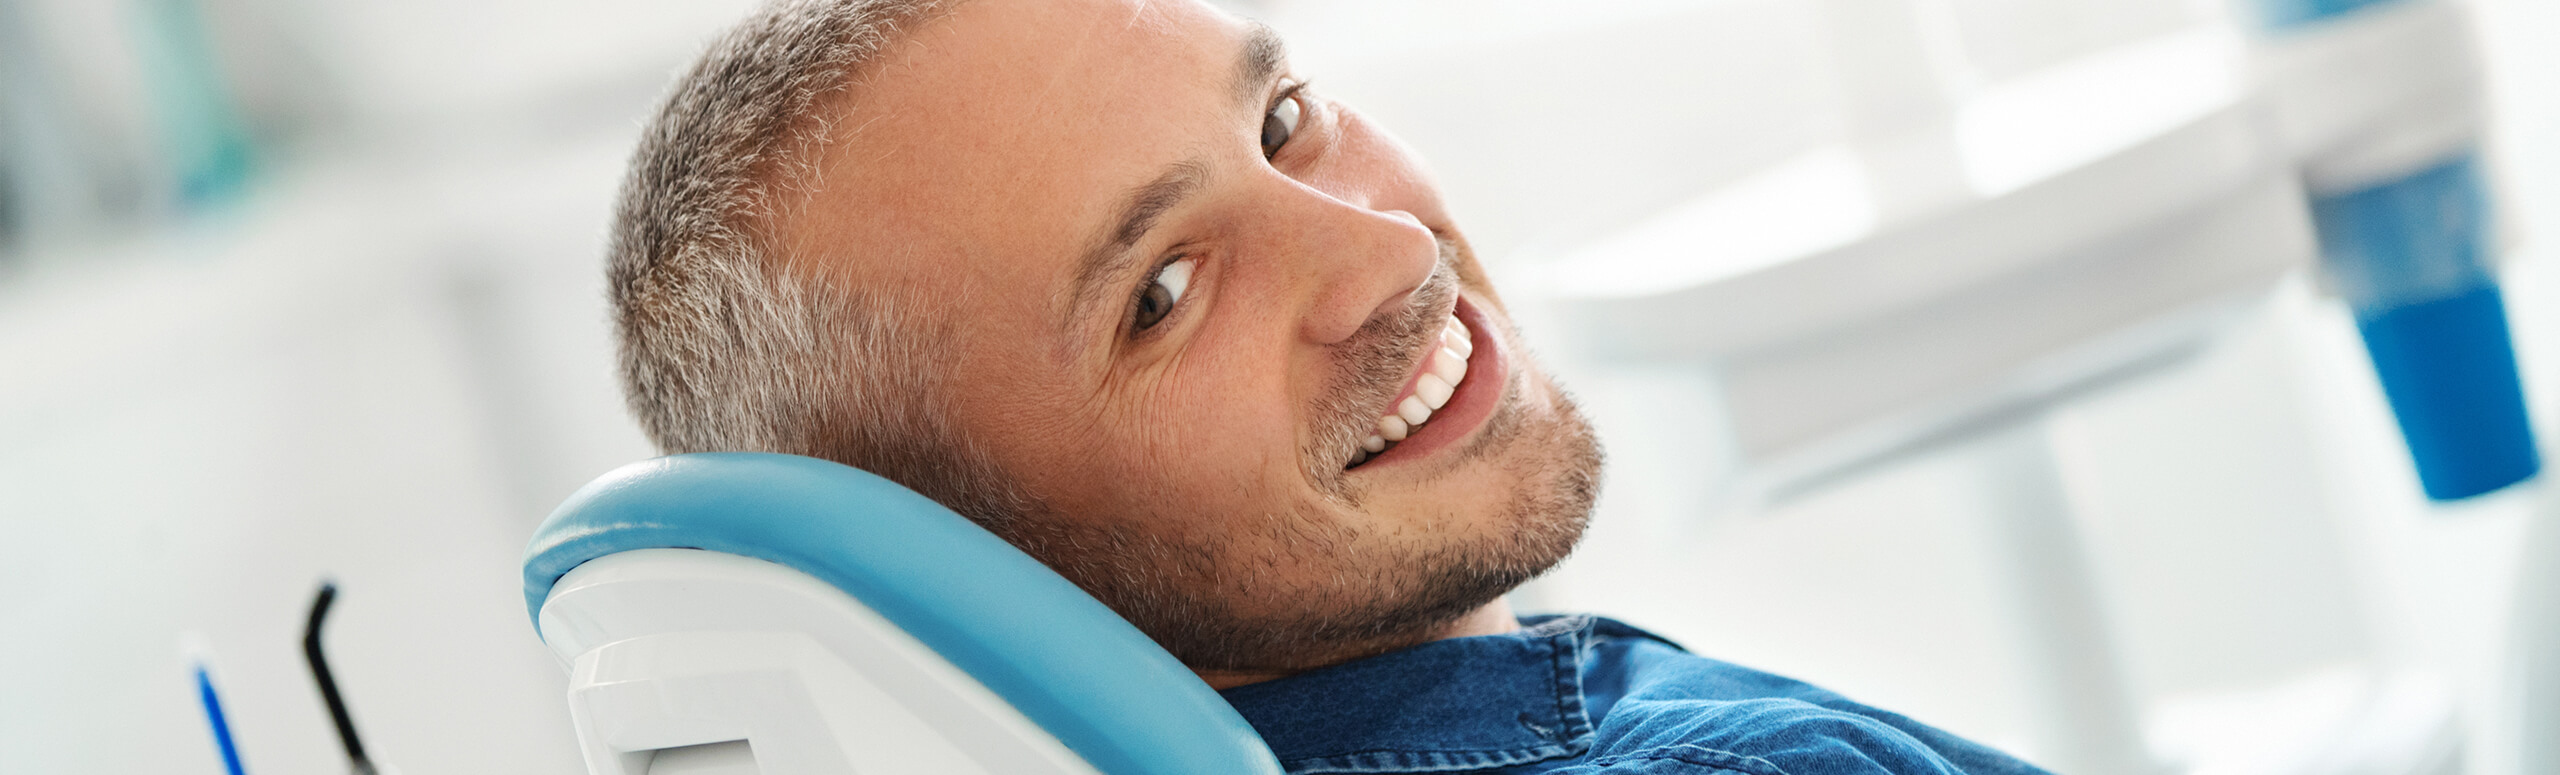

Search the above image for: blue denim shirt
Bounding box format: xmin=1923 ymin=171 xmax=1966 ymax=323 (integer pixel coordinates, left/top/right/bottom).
xmin=1218 ymin=615 xmax=2051 ymax=774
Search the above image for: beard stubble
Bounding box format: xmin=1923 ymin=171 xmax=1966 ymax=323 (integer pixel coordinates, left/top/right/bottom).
xmin=993 ymin=236 xmax=1604 ymax=674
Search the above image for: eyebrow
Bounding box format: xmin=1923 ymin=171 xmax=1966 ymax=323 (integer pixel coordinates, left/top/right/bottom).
xmin=1060 ymin=22 xmax=1291 ymax=347
xmin=1234 ymin=22 xmax=1287 ymax=104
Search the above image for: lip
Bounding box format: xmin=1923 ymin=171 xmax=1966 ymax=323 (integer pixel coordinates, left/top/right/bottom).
xmin=1353 ymin=293 xmax=1507 ymax=471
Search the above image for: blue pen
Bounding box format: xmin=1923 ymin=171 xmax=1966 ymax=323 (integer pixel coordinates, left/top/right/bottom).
xmin=183 ymin=635 xmax=248 ymax=775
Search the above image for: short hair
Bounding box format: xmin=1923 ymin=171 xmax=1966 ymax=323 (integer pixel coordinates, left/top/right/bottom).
xmin=606 ymin=0 xmax=1034 ymax=525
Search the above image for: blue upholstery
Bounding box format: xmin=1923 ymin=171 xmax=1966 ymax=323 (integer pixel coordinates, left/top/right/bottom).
xmin=524 ymin=453 xmax=1283 ymax=775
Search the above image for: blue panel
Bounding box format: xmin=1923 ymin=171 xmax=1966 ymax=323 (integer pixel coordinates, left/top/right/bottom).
xmin=2312 ymin=155 xmax=2497 ymax=312
xmin=2309 ymin=154 xmax=2539 ymax=500
xmin=523 ymin=453 xmax=1284 ymax=775
xmin=2358 ymin=286 xmax=2540 ymax=500
xmin=2247 ymin=0 xmax=2406 ymax=31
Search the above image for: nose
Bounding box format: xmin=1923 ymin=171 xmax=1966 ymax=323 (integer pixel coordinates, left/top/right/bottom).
xmin=1267 ymin=193 xmax=1441 ymax=345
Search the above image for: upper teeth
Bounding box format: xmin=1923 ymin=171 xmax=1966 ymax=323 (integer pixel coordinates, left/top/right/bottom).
xmin=1351 ymin=314 xmax=1475 ymax=466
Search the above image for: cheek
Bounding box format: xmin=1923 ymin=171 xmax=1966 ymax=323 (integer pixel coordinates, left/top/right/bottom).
xmin=1031 ymin=350 xmax=1308 ymax=536
xmin=1127 ymin=338 xmax=1302 ymax=477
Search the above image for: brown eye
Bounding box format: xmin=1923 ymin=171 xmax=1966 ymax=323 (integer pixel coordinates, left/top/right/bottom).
xmin=1261 ymin=89 xmax=1302 ymax=160
xmin=1132 ymin=258 xmax=1195 ymax=332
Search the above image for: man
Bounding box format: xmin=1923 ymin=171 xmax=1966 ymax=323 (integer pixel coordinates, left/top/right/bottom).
xmin=606 ymin=0 xmax=2051 ymax=772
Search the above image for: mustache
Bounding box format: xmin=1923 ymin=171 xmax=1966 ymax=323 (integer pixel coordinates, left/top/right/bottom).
xmin=1305 ymin=237 xmax=1464 ymax=491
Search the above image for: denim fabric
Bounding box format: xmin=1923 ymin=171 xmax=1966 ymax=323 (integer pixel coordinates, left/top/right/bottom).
xmin=1219 ymin=616 xmax=2051 ymax=775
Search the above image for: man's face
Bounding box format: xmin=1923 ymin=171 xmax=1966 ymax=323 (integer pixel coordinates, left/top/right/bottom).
xmin=784 ymin=0 xmax=1600 ymax=672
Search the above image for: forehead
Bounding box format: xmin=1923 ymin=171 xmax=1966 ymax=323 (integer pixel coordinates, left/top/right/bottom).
xmin=783 ymin=0 xmax=1249 ymax=320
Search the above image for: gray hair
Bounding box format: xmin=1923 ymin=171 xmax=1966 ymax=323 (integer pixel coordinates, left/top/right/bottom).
xmin=606 ymin=0 xmax=1033 ymax=525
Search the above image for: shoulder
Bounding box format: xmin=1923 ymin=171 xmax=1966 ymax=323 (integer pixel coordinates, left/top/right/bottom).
xmin=1555 ymin=696 xmax=1965 ymax=775
xmin=1552 ymin=618 xmax=2048 ymax=775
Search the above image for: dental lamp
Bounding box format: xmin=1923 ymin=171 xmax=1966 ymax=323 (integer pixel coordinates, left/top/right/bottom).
xmin=2249 ymin=0 xmax=2536 ymax=501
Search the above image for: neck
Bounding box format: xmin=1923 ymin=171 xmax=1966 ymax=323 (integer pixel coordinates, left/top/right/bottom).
xmin=1194 ymin=598 xmax=1521 ymax=690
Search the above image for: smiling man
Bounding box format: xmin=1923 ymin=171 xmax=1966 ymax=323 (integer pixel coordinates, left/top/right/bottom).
xmin=607 ymin=0 xmax=2048 ymax=772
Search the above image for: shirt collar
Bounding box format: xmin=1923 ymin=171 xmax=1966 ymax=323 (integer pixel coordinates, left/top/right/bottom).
xmin=1216 ymin=615 xmax=1599 ymax=773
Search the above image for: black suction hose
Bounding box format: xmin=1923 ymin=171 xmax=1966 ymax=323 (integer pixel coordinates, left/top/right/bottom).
xmin=304 ymin=582 xmax=376 ymax=775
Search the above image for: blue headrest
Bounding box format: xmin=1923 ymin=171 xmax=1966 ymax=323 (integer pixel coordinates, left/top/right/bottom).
xmin=523 ymin=452 xmax=1281 ymax=775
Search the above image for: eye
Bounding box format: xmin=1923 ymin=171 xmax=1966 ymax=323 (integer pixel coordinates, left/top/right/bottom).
xmin=1133 ymin=257 xmax=1196 ymax=332
xmin=1261 ymin=84 xmax=1304 ymax=160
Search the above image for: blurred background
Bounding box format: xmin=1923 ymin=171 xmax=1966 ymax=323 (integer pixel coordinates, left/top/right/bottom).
xmin=0 ymin=0 xmax=2552 ymax=773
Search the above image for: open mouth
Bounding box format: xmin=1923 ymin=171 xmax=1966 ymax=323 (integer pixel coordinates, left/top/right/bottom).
xmin=1345 ymin=296 xmax=1504 ymax=470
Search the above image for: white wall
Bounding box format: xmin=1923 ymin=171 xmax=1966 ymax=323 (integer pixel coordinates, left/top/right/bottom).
xmin=0 ymin=0 xmax=743 ymax=770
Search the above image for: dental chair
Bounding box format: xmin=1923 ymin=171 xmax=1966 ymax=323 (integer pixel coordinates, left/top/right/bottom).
xmin=522 ymin=453 xmax=1286 ymax=775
